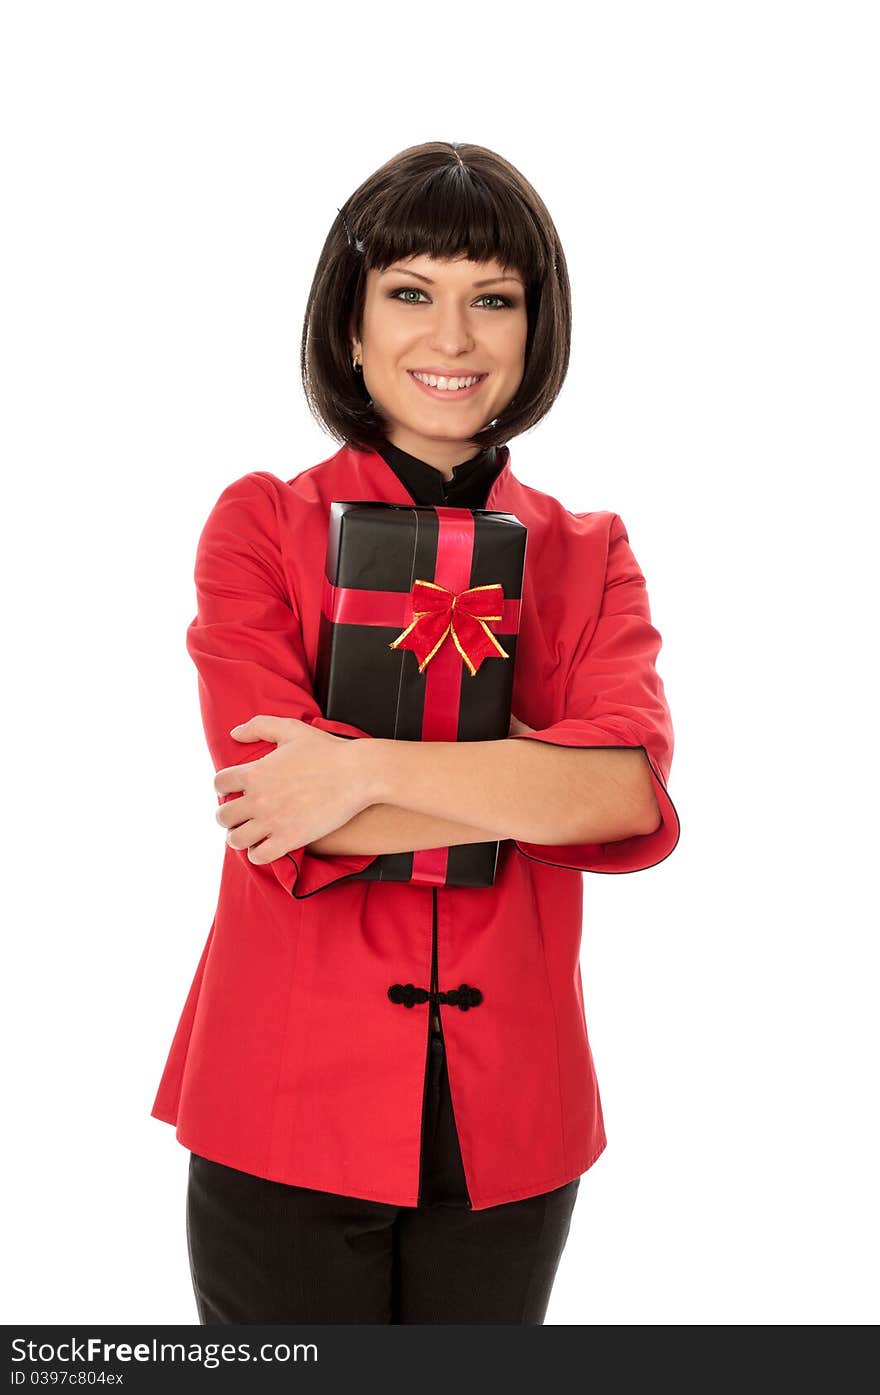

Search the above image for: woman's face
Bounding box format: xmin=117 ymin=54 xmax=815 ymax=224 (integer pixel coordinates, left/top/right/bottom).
xmin=352 ymin=253 xmax=528 ymax=470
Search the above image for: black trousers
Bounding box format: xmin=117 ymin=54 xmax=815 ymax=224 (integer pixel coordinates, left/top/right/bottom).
xmin=186 ymin=1025 xmax=581 ymax=1324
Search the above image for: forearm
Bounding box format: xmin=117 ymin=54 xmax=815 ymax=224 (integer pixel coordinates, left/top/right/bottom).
xmin=308 ymin=803 xmax=500 ymax=857
xmin=352 ymin=738 xmax=660 ymax=847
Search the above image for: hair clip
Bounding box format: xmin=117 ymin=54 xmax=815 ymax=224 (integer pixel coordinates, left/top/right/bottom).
xmin=337 ymin=206 xmax=365 ymax=255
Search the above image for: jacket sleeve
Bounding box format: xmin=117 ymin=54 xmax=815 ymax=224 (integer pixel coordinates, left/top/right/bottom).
xmin=186 ymin=471 xmax=379 ymax=898
xmin=510 ymin=512 xmax=680 ymax=874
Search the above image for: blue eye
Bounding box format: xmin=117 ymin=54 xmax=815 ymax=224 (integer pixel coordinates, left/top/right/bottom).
xmin=388 ymin=287 xmax=515 ymax=309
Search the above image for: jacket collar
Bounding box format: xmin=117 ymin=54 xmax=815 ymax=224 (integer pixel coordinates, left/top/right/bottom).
xmin=374 ymin=438 xmax=501 ymax=506
xmin=339 ymin=440 xmax=515 ymax=510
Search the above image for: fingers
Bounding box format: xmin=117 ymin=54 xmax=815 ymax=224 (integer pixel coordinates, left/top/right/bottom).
xmin=215 ymin=791 xmax=249 ymax=828
xmin=215 ymin=772 xmax=244 ymax=796
xmin=225 ymin=819 xmax=272 ymax=852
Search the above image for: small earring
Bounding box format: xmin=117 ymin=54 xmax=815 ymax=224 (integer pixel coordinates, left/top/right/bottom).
xmin=352 ymin=355 xmax=363 ymax=373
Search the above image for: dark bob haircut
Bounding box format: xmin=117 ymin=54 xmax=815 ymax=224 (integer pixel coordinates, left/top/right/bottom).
xmin=301 ymin=141 xmax=572 ymax=454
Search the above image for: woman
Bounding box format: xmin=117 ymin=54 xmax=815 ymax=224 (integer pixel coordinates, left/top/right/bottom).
xmin=151 ymin=141 xmax=681 ymax=1324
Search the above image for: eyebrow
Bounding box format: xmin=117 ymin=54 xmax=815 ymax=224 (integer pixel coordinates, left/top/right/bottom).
xmin=381 ymin=265 xmax=524 ymax=288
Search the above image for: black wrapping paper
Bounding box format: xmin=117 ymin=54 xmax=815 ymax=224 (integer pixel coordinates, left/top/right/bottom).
xmin=315 ymin=501 xmax=528 ymax=886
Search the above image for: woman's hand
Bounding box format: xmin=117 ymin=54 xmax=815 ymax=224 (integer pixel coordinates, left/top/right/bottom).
xmin=215 ymin=711 xmax=535 ymax=865
xmin=214 ymin=715 xmax=371 ymax=865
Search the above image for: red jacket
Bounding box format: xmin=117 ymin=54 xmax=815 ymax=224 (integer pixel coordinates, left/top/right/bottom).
xmin=150 ymin=441 xmax=680 ymax=1209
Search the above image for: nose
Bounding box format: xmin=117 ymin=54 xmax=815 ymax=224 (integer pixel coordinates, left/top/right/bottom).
xmin=426 ymin=303 xmax=477 ymax=355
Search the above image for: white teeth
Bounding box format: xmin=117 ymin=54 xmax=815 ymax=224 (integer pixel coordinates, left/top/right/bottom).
xmin=412 ymin=372 xmax=482 ymax=391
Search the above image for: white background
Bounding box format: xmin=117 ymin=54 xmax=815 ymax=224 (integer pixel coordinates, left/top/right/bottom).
xmin=2 ymin=0 xmax=877 ymax=1326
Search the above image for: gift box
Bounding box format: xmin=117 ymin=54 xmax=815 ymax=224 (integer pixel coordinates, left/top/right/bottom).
xmin=315 ymin=500 xmax=528 ymax=886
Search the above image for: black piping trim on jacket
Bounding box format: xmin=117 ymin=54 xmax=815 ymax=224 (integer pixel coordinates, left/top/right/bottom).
xmin=284 ymin=848 xmax=380 ymax=899
xmin=510 ymin=741 xmax=681 ymax=875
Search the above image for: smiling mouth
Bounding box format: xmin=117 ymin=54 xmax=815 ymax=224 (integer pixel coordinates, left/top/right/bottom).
xmin=408 ymin=370 xmax=489 ymax=398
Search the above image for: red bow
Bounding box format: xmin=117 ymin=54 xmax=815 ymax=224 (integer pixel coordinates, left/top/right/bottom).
xmin=389 ymin=579 xmax=510 ymax=677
